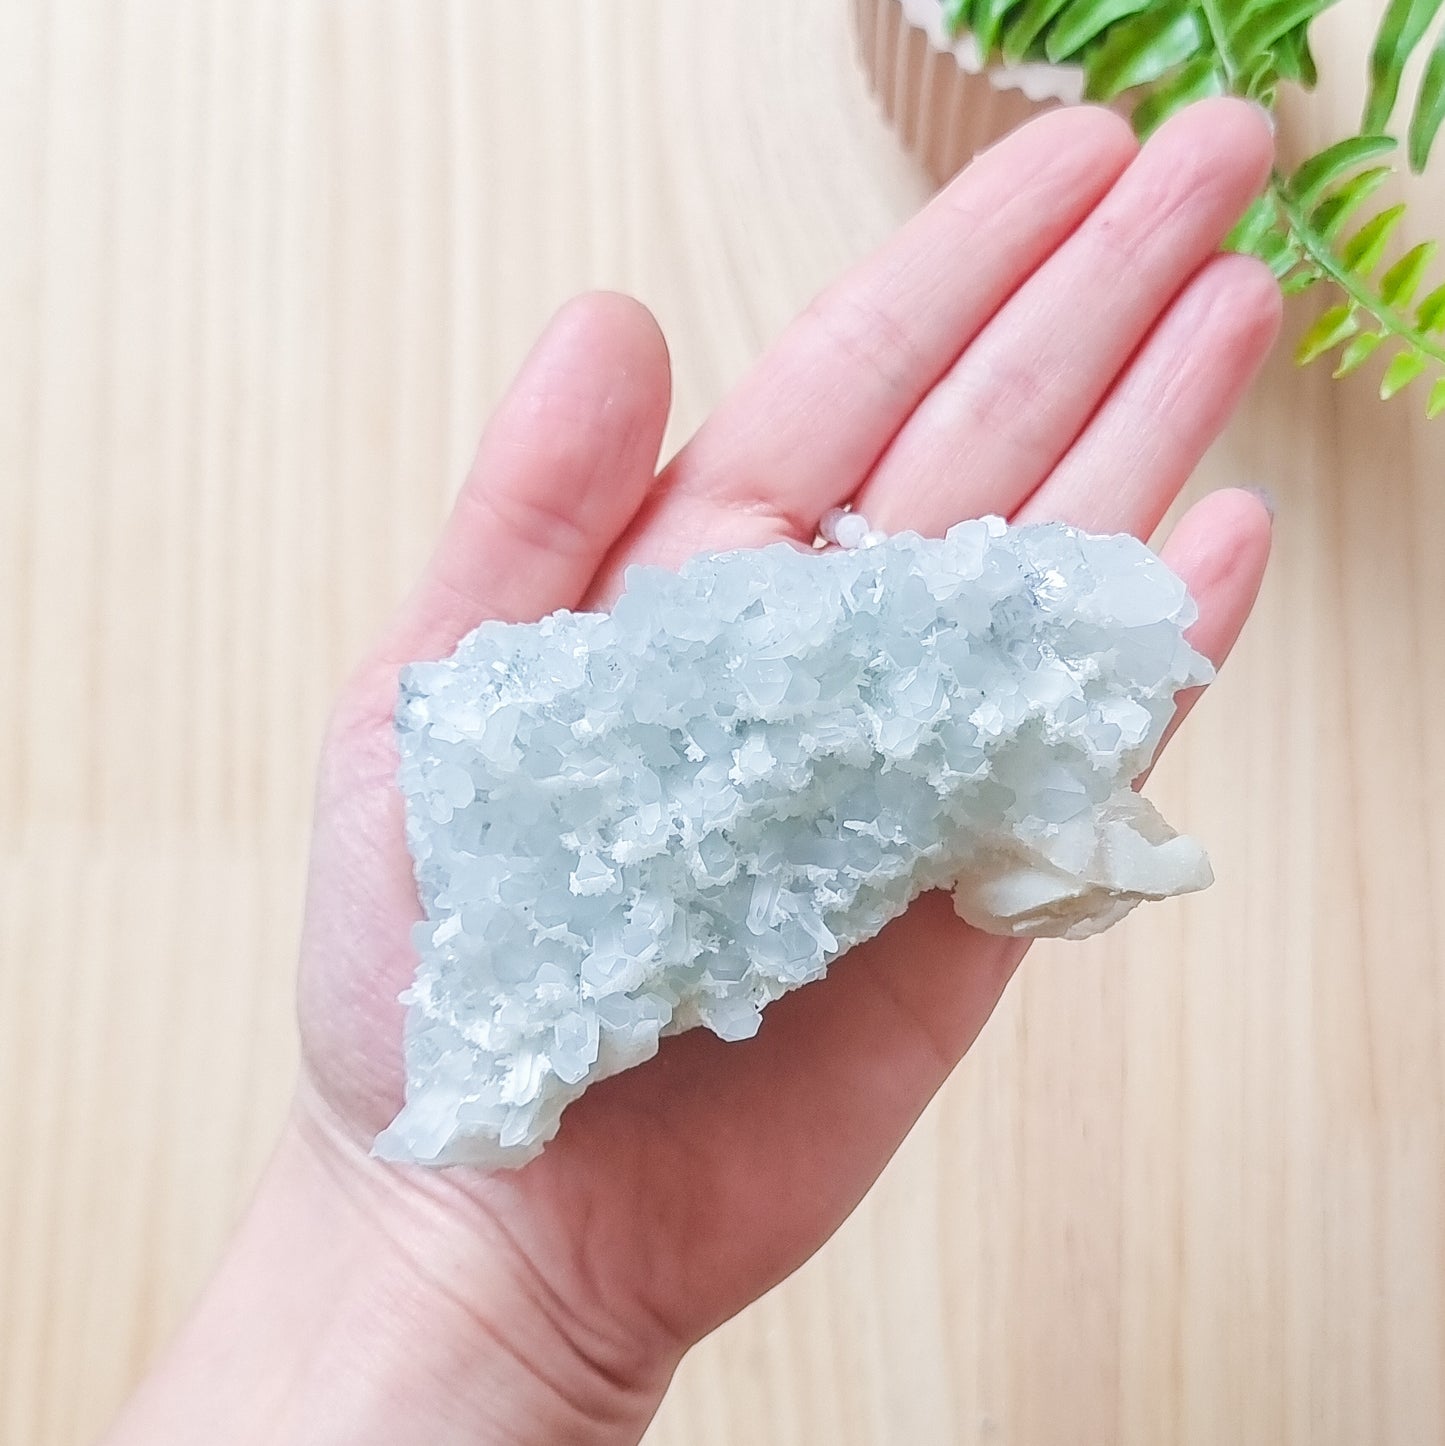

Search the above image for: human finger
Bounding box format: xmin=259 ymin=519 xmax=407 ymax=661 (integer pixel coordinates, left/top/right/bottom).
xmin=1015 ymin=253 xmax=1281 ymax=535
xmin=854 ymin=98 xmax=1274 ymax=534
xmin=592 ymin=107 xmax=1139 ymax=585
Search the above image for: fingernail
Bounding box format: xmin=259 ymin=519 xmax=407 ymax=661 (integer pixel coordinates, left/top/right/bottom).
xmin=1242 ymin=484 xmax=1277 ymax=519
xmin=1246 ymin=99 xmax=1277 ymax=136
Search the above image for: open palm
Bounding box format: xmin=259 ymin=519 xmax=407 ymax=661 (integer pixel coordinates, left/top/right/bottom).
xmin=295 ymin=100 xmax=1278 ymax=1421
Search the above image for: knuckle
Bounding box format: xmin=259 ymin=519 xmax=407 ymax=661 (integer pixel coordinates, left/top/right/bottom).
xmin=1086 ymin=158 xmax=1220 ymax=274
xmin=802 ymin=286 xmax=923 ymax=400
xmin=953 ymin=350 xmax=1051 ymax=437
xmin=471 ymin=475 xmax=596 ymax=561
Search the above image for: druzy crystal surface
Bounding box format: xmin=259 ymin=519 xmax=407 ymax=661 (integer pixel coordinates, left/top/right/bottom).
xmin=377 ymin=519 xmax=1213 ymax=1167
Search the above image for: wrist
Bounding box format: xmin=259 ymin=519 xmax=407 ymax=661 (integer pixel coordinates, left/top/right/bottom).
xmin=105 ymin=1091 xmax=673 ymax=1446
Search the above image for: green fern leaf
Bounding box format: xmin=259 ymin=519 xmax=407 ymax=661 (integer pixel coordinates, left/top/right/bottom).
xmin=1310 ymin=166 xmax=1394 ymax=243
xmin=1380 ymin=349 xmax=1429 ymax=396
xmin=942 ymin=0 xmax=974 ymax=34
xmin=1407 ymin=32 xmax=1445 ymax=170
xmin=1257 ymin=227 xmax=1305 ymax=276
xmin=1230 ymin=0 xmax=1337 ymax=63
xmin=971 ymin=0 xmax=1022 ymax=58
xmin=1362 ymin=0 xmax=1443 ymax=133
xmin=1272 ymin=146 xmax=1445 ymax=410
xmin=1380 ymin=242 xmax=1440 ymax=306
xmin=1297 ymin=304 xmax=1359 ymax=364
xmin=1287 ymin=136 xmax=1398 ymax=210
xmin=1045 ymin=0 xmax=1153 ymax=60
xmin=1429 ymin=377 xmax=1445 ymax=417
xmin=1361 ymin=0 xmax=1445 ymax=171
xmin=1226 ymin=194 xmax=1282 ymax=254
xmin=1000 ymin=0 xmax=1075 ymax=61
xmin=1341 ymin=204 xmax=1408 ymax=273
xmin=1281 ymin=265 xmax=1325 ymax=294
xmin=1418 ymin=282 xmax=1445 ymax=331
xmin=1131 ymin=55 xmax=1228 ymax=132
xmin=1082 ymin=0 xmax=1206 ymax=101
xmin=939 ymin=0 xmax=1445 ymax=415
xmin=1273 ymin=23 xmax=1318 ymax=84
xmin=1334 ymin=330 xmax=1388 ymax=375
xmin=1234 ymin=53 xmax=1282 ymax=103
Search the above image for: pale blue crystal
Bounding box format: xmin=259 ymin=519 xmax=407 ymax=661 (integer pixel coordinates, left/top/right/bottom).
xmin=375 ymin=518 xmax=1214 ymax=1168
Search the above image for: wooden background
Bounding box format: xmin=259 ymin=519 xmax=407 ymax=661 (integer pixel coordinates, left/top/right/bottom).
xmin=3 ymin=2 xmax=1442 ymax=1442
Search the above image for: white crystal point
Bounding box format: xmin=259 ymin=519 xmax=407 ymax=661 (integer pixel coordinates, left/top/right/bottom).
xmin=950 ymin=790 xmax=1213 ymax=938
xmin=832 ymin=511 xmax=871 ymax=550
xmin=376 ymin=519 xmax=1214 ymax=1169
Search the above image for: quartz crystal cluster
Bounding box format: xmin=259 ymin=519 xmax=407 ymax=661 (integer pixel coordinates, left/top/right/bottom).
xmin=377 ymin=518 xmax=1214 ymax=1167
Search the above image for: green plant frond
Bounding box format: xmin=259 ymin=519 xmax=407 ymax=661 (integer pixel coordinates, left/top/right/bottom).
xmin=1379 ymin=240 xmax=1439 ymax=305
xmin=1296 ymin=303 xmax=1359 ymax=364
xmin=1229 ymin=0 xmax=1332 ymax=63
xmin=1281 ymin=264 xmax=1325 ymax=294
xmin=1363 ymin=0 xmax=1442 ymax=131
xmin=1273 ymin=22 xmax=1318 ymax=84
xmin=999 ymin=0 xmax=1074 ymax=58
xmin=1236 ymin=55 xmax=1280 ymax=102
xmin=943 ymin=0 xmax=974 ymax=33
xmin=1334 ymin=329 xmax=1388 ymax=375
xmin=1287 ymin=136 xmax=1398 ymax=209
xmin=1082 ymin=0 xmax=1206 ymax=100
xmin=940 ymin=0 xmax=1445 ymax=413
xmin=951 ymin=0 xmax=1338 ymax=125
xmin=970 ymin=0 xmax=1023 ymax=57
xmin=1227 ymin=143 xmax=1445 ymax=412
xmin=1361 ymin=0 xmax=1445 ymax=171
xmin=1310 ymin=165 xmax=1394 ymax=242
xmin=1225 ymin=194 xmax=1281 ymax=253
xmin=1341 ymin=203 xmax=1409 ymax=273
xmin=1407 ymin=32 xmax=1445 ymax=169
xmin=1360 ymin=0 xmax=1445 ymax=170
xmin=1418 ymin=281 xmax=1445 ymax=330
xmin=1044 ymin=0 xmax=1153 ymax=60
xmin=1131 ymin=54 xmax=1228 ymax=131
xmin=1257 ymin=225 xmax=1306 ymax=275
xmin=1381 ymin=348 xmax=1429 ymax=395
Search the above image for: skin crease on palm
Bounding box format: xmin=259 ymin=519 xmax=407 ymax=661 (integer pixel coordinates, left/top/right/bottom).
xmin=114 ymin=99 xmax=1281 ymax=1442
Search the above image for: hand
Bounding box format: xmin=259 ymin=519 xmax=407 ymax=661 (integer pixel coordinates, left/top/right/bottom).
xmin=109 ymin=99 xmax=1279 ymax=1446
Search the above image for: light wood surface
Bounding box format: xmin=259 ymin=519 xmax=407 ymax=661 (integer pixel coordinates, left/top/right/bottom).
xmin=3 ymin=3 xmax=1443 ymax=1443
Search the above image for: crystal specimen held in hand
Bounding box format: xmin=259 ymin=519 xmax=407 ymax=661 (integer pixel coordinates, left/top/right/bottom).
xmin=377 ymin=518 xmax=1214 ymax=1168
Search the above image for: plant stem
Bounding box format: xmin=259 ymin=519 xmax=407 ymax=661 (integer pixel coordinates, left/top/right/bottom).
xmin=1275 ymin=175 xmax=1445 ymax=364
xmin=1198 ymin=0 xmax=1242 ymax=88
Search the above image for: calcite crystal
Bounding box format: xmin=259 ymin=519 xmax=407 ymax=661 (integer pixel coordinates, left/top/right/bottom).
xmin=377 ymin=518 xmax=1213 ymax=1168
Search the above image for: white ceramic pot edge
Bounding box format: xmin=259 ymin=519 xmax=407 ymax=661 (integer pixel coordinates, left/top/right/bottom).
xmin=895 ymin=0 xmax=1086 ymax=104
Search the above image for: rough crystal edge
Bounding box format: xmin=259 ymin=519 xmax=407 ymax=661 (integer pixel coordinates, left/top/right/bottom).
xmin=377 ymin=519 xmax=1215 ymax=1168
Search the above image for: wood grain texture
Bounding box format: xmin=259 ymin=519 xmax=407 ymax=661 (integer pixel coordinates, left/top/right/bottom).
xmin=2 ymin=3 xmax=1442 ymax=1443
